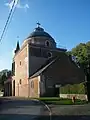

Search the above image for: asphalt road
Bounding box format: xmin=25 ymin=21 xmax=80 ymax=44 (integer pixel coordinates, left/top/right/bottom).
xmin=0 ymin=98 xmax=50 ymax=120
xmin=50 ymin=104 xmax=90 ymax=120
xmin=0 ymin=98 xmax=90 ymax=120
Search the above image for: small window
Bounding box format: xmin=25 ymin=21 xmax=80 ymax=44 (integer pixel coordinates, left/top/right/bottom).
xmin=20 ymin=61 xmax=21 ymax=65
xmin=45 ymin=40 xmax=50 ymax=47
xmin=19 ymin=79 xmax=22 ymax=84
xmin=31 ymin=81 xmax=34 ymax=88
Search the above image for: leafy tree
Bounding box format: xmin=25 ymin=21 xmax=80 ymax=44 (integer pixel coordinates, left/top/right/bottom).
xmin=0 ymin=69 xmax=12 ymax=90
xmin=67 ymin=42 xmax=90 ymax=71
xmin=71 ymin=43 xmax=88 ymax=67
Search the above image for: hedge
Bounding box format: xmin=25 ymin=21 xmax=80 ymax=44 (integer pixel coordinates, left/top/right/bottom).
xmin=60 ymin=83 xmax=85 ymax=94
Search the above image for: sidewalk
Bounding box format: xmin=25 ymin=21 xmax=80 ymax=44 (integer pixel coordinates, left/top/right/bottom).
xmin=49 ymin=103 xmax=90 ymax=115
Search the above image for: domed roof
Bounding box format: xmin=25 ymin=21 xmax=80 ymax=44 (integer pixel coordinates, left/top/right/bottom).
xmin=27 ymin=24 xmax=54 ymax=40
xmin=25 ymin=23 xmax=56 ymax=48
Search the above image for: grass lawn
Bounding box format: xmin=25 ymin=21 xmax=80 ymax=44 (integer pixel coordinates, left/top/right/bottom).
xmin=36 ymin=97 xmax=88 ymax=105
xmin=1 ymin=96 xmax=87 ymax=105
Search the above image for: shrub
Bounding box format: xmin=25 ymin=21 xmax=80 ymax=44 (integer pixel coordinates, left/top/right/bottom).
xmin=60 ymin=83 xmax=85 ymax=94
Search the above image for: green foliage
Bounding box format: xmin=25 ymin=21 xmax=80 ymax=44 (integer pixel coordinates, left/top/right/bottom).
xmin=67 ymin=51 xmax=72 ymax=56
xmin=0 ymin=69 xmax=12 ymax=90
xmin=60 ymin=83 xmax=85 ymax=94
xmin=67 ymin=41 xmax=90 ymax=69
xmin=71 ymin=43 xmax=88 ymax=66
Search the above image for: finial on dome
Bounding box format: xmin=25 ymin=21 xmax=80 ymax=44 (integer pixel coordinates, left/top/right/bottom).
xmin=37 ymin=22 xmax=41 ymax=27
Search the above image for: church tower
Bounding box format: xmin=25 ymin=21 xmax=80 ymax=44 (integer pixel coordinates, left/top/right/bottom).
xmin=12 ymin=23 xmax=67 ymax=97
xmin=24 ymin=23 xmax=66 ymax=76
xmin=14 ymin=41 xmax=20 ymax=54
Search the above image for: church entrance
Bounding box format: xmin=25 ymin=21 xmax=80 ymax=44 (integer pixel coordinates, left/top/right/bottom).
xmin=13 ymin=80 xmax=15 ymax=96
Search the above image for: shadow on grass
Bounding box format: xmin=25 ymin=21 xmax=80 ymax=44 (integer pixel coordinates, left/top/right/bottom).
xmin=0 ymin=114 xmax=90 ymax=120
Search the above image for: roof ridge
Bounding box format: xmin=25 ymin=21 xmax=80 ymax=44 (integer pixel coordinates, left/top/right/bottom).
xmin=30 ymin=56 xmax=59 ymax=78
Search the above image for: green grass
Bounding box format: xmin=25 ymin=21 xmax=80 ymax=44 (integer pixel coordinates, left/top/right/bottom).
xmin=36 ymin=97 xmax=88 ymax=105
xmin=2 ymin=96 xmax=87 ymax=105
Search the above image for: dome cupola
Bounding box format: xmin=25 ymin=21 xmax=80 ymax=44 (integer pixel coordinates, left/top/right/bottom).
xmin=26 ymin=23 xmax=56 ymax=48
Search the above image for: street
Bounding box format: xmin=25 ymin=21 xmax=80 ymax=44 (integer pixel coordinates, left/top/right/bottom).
xmin=50 ymin=104 xmax=90 ymax=120
xmin=0 ymin=98 xmax=50 ymax=120
xmin=0 ymin=98 xmax=90 ymax=120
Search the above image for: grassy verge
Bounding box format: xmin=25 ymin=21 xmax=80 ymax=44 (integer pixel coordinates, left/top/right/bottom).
xmin=1 ymin=97 xmax=87 ymax=105
xmin=35 ymin=97 xmax=88 ymax=105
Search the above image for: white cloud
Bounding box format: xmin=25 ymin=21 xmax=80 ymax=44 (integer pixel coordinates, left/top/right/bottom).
xmin=5 ymin=0 xmax=29 ymax=11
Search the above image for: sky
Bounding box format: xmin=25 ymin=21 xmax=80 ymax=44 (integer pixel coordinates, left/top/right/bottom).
xmin=0 ymin=0 xmax=90 ymax=71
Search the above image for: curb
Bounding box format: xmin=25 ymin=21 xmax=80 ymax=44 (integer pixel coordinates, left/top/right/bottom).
xmin=32 ymin=99 xmax=52 ymax=120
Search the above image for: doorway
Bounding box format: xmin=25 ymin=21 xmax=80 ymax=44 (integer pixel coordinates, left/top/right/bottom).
xmin=54 ymin=87 xmax=59 ymax=97
xmin=13 ymin=80 xmax=15 ymax=96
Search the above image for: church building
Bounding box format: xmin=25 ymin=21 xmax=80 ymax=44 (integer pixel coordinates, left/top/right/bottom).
xmin=11 ymin=23 xmax=85 ymax=97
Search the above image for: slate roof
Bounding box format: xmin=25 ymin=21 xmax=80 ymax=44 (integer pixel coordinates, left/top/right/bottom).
xmin=27 ymin=26 xmax=54 ymax=40
xmin=30 ymin=54 xmax=84 ymax=79
xmin=30 ymin=57 xmax=59 ymax=79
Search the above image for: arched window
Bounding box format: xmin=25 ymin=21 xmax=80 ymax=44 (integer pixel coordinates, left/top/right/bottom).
xmin=31 ymin=81 xmax=34 ymax=88
xmin=45 ymin=40 xmax=50 ymax=47
xmin=20 ymin=61 xmax=21 ymax=65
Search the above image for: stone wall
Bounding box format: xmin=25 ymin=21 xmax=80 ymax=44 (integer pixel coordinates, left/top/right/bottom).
xmin=60 ymin=94 xmax=88 ymax=101
xmin=29 ymin=76 xmax=40 ymax=98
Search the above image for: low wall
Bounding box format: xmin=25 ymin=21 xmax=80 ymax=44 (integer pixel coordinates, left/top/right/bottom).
xmin=59 ymin=94 xmax=88 ymax=101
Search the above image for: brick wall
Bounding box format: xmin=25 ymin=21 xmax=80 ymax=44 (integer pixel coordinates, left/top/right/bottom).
xmin=13 ymin=44 xmax=29 ymax=96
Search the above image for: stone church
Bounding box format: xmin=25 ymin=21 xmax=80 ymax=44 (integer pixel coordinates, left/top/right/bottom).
xmin=10 ymin=24 xmax=85 ymax=97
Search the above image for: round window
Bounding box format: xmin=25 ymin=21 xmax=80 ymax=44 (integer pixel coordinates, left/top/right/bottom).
xmin=47 ymin=52 xmax=52 ymax=58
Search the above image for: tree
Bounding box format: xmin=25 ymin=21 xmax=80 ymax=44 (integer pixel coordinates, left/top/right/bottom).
xmin=68 ymin=42 xmax=90 ymax=71
xmin=0 ymin=69 xmax=12 ymax=90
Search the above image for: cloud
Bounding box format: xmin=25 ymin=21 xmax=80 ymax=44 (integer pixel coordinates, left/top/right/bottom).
xmin=5 ymin=0 xmax=29 ymax=11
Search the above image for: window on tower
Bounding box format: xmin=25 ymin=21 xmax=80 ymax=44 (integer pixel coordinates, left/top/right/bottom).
xmin=47 ymin=52 xmax=52 ymax=58
xmin=45 ymin=40 xmax=50 ymax=47
xmin=19 ymin=79 xmax=22 ymax=84
xmin=20 ymin=61 xmax=21 ymax=65
xmin=12 ymin=61 xmax=15 ymax=76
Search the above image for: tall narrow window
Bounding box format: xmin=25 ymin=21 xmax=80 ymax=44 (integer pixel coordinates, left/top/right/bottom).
xmin=20 ymin=61 xmax=21 ymax=65
xmin=45 ymin=40 xmax=50 ymax=47
xmin=31 ymin=81 xmax=34 ymax=88
xmin=19 ymin=79 xmax=22 ymax=84
xmin=12 ymin=62 xmax=15 ymax=75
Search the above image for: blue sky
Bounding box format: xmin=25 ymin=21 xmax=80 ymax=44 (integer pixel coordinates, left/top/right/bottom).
xmin=0 ymin=0 xmax=90 ymax=71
